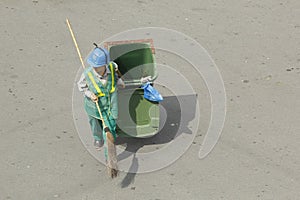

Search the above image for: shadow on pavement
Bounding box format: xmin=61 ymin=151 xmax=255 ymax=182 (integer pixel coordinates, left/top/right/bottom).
xmin=116 ymin=94 xmax=197 ymax=187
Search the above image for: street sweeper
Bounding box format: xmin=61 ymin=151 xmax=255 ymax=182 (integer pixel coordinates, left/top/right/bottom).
xmin=77 ymin=44 xmax=125 ymax=150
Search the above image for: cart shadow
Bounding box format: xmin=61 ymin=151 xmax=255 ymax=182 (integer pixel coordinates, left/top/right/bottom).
xmin=116 ymin=94 xmax=197 ymax=188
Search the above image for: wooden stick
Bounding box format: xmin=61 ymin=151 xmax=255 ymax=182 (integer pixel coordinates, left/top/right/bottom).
xmin=66 ymin=19 xmax=86 ymax=69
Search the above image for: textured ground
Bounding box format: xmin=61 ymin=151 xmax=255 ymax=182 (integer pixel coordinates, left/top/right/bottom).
xmin=0 ymin=0 xmax=299 ymax=199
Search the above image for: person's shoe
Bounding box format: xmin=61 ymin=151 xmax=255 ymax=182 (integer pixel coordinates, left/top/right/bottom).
xmin=94 ymin=139 xmax=104 ymax=150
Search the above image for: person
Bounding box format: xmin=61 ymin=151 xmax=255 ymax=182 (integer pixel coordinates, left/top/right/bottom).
xmin=77 ymin=45 xmax=125 ymax=150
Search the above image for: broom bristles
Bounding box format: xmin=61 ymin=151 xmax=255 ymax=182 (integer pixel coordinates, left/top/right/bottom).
xmin=106 ymin=131 xmax=118 ymax=178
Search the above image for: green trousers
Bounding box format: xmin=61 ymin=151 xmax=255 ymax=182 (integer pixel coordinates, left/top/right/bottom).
xmin=87 ymin=110 xmax=117 ymax=142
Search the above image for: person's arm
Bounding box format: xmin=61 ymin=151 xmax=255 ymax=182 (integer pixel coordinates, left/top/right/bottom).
xmin=113 ymin=63 xmax=125 ymax=88
xmin=77 ymin=73 xmax=93 ymax=98
xmin=117 ymin=76 xmax=125 ymax=88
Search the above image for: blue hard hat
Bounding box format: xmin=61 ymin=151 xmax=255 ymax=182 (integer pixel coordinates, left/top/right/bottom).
xmin=87 ymin=47 xmax=110 ymax=68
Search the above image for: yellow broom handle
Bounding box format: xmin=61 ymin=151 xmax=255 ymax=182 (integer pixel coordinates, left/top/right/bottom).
xmin=66 ymin=18 xmax=107 ymax=127
xmin=66 ymin=18 xmax=86 ymax=69
xmin=95 ymin=101 xmax=107 ymax=128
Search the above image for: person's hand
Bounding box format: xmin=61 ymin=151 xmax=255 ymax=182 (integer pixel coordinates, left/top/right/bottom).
xmin=140 ymin=76 xmax=152 ymax=84
xmin=91 ymin=93 xmax=98 ymax=102
xmin=117 ymin=78 xmax=125 ymax=89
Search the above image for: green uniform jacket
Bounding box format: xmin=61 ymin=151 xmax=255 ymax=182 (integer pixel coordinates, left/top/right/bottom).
xmin=83 ymin=62 xmax=118 ymax=120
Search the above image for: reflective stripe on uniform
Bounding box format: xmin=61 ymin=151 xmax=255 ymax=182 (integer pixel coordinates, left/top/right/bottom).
xmin=87 ymin=72 xmax=105 ymax=97
xmin=109 ymin=62 xmax=115 ymax=93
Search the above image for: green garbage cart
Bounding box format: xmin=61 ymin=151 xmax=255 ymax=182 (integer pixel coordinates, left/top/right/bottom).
xmin=107 ymin=41 xmax=160 ymax=138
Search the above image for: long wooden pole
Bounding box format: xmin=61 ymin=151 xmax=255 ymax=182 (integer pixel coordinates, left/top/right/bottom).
xmin=66 ymin=18 xmax=118 ymax=178
xmin=66 ymin=19 xmax=104 ymax=123
xmin=66 ymin=19 xmax=86 ymax=69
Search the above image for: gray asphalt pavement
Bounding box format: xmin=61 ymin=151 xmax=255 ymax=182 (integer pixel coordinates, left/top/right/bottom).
xmin=0 ymin=0 xmax=299 ymax=199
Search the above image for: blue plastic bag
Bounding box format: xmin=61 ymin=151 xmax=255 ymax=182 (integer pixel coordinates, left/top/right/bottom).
xmin=141 ymin=82 xmax=163 ymax=102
